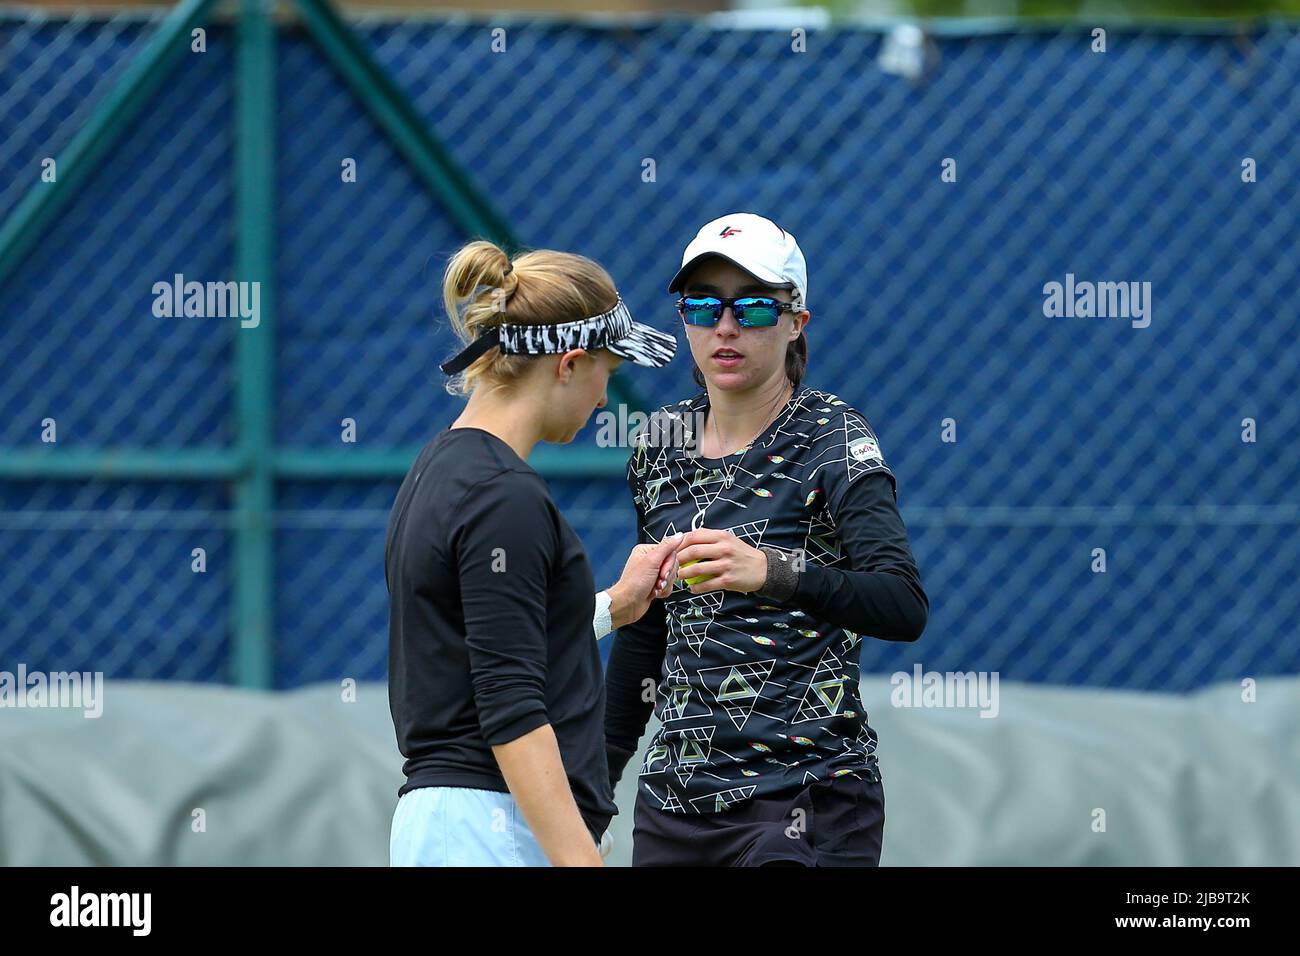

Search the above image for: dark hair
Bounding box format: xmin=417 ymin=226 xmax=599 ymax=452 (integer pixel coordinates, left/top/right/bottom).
xmin=691 ymin=329 xmax=807 ymax=391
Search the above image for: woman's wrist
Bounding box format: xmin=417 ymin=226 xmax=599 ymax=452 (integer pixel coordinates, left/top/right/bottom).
xmin=593 ymin=589 xmax=615 ymax=639
xmin=754 ymin=547 xmax=800 ymax=602
xmin=604 ymin=583 xmax=634 ymax=630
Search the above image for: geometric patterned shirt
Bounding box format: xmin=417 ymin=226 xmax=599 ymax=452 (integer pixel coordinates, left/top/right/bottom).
xmin=624 ymin=384 xmax=919 ymax=814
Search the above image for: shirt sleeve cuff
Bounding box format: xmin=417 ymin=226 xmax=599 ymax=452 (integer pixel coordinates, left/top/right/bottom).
xmin=480 ymin=706 xmax=550 ymax=748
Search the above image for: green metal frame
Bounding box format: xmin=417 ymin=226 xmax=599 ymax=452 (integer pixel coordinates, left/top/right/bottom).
xmin=234 ymin=0 xmax=278 ymax=688
xmin=0 ymin=0 xmax=645 ymax=687
xmin=0 ymin=0 xmax=221 ymax=289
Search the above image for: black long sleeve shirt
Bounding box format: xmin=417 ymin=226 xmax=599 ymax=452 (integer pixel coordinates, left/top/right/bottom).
xmin=604 ymin=386 xmax=927 ymax=812
xmin=386 ymin=427 xmax=617 ymax=839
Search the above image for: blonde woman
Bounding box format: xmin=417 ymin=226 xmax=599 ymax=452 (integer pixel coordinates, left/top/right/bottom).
xmin=386 ymin=240 xmax=679 ymax=866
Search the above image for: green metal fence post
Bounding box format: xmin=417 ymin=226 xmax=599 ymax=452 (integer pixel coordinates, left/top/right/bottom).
xmin=232 ymin=0 xmax=278 ymax=688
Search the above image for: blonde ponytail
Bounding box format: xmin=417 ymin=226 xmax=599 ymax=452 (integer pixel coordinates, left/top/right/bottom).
xmin=441 ymin=239 xmax=619 ymax=396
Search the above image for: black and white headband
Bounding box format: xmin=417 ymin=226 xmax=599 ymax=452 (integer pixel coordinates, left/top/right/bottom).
xmin=440 ymin=294 xmax=677 ymax=374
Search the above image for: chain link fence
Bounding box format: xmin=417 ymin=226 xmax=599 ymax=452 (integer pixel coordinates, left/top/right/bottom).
xmin=1 ymin=8 xmax=1297 ymax=690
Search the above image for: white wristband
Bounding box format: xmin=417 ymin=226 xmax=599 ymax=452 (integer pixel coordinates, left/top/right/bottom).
xmin=593 ymin=589 xmax=614 ymax=640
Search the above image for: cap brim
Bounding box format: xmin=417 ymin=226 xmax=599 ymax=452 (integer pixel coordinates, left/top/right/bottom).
xmin=666 ymin=251 xmax=793 ymax=294
xmin=607 ymin=321 xmax=677 ymax=368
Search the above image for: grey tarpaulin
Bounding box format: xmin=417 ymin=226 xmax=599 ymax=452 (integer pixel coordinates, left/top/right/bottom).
xmin=1 ymin=677 xmax=1296 ymax=866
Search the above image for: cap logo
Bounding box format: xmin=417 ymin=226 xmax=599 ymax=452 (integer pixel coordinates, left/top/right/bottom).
xmin=719 ymin=227 xmax=742 ymax=238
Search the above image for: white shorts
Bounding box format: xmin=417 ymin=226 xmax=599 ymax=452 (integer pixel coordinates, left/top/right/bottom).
xmin=389 ymin=786 xmax=551 ymax=867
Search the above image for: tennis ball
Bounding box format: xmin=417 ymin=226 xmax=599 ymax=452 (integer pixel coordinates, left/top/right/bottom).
xmin=681 ymin=559 xmax=713 ymax=586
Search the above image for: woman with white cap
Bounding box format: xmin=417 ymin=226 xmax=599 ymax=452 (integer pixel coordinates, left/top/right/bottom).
xmin=386 ymin=240 xmax=681 ymax=866
xmin=604 ymin=213 xmax=928 ymax=866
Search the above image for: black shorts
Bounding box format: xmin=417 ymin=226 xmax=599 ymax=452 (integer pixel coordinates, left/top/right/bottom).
xmin=631 ymin=775 xmax=885 ymax=867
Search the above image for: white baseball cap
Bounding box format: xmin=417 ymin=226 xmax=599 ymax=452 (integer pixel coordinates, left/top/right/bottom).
xmin=667 ymin=212 xmax=808 ymax=310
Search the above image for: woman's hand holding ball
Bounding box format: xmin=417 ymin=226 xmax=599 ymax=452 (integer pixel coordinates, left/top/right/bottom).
xmin=673 ymin=528 xmax=768 ymax=594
